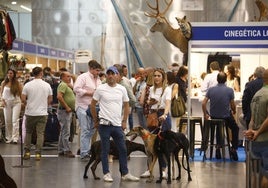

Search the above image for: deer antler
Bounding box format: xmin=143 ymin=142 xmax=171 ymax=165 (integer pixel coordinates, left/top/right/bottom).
xmin=144 ymin=0 xmax=173 ymax=18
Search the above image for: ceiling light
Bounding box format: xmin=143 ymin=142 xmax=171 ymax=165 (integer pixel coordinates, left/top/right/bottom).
xmin=20 ymin=5 xmax=32 ymax=12
xmin=11 ymin=2 xmax=17 ymax=5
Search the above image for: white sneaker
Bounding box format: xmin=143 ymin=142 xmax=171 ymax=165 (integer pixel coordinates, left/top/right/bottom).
xmin=140 ymin=170 xmax=150 ymax=178
xmin=162 ymin=171 xmax=167 ymax=179
xmin=122 ymin=173 xmax=140 ymax=181
xmin=103 ymin=173 xmax=113 ymax=182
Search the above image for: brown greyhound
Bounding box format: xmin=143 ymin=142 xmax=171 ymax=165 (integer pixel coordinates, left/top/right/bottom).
xmin=126 ymin=126 xmax=158 ymax=183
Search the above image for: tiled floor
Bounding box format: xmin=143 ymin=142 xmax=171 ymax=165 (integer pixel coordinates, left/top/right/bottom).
xmin=0 ymin=112 xmax=246 ymax=188
xmin=1 ymin=136 xmax=246 ymax=188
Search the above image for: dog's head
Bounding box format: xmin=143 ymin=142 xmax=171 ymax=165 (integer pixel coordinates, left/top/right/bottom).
xmin=126 ymin=126 xmax=144 ymax=136
xmin=126 ymin=126 xmax=150 ymax=141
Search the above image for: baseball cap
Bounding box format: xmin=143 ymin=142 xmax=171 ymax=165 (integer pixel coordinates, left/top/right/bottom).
xmin=106 ymin=66 xmax=119 ymax=74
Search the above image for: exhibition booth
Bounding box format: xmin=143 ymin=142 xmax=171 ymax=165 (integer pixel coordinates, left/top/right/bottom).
xmin=187 ymin=22 xmax=268 ymax=140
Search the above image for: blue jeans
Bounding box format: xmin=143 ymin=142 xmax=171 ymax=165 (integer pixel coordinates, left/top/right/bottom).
xmin=76 ymin=106 xmax=95 ymax=158
xmin=128 ymin=109 xmax=134 ymax=130
xmin=98 ymin=125 xmax=128 ymax=175
xmin=251 ymin=141 xmax=268 ymax=170
xmin=57 ymin=109 xmax=72 ymax=153
xmin=157 ymin=111 xmax=171 ymax=131
xmin=136 ymin=107 xmax=147 ymax=129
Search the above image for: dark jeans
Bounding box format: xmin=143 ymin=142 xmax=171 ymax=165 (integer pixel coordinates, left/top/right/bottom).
xmin=250 ymin=141 xmax=268 ymax=171
xmin=98 ymin=124 xmax=128 ymax=175
xmin=211 ymin=115 xmax=239 ymax=150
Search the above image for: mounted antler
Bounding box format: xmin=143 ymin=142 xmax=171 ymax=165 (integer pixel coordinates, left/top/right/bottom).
xmin=144 ymin=0 xmax=173 ymax=18
xmin=144 ymin=0 xmax=191 ymax=59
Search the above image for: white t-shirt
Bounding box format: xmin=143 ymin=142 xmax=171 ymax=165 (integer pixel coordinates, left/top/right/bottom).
xmin=22 ymin=79 xmax=53 ymax=116
xmin=149 ymin=86 xmax=171 ymax=110
xmin=93 ymin=83 xmax=129 ymax=126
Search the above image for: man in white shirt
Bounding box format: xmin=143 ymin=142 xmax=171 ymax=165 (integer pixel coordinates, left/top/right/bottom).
xmin=201 ymin=61 xmax=220 ymax=93
xmin=22 ymin=67 xmax=53 ymax=161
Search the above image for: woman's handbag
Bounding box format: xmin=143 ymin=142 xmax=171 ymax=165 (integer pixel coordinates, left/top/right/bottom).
xmin=171 ymin=95 xmax=186 ymax=117
xmin=146 ymin=111 xmax=159 ymax=128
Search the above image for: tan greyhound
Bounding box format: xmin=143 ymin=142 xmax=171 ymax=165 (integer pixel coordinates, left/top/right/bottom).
xmin=126 ymin=126 xmax=158 ymax=183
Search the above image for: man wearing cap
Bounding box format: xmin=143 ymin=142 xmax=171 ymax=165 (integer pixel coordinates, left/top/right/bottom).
xmin=90 ymin=66 xmax=140 ymax=182
xmin=73 ymin=60 xmax=102 ymax=160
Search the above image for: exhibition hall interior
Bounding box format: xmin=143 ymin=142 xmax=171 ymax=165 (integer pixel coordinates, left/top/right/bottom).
xmin=0 ymin=0 xmax=268 ymax=187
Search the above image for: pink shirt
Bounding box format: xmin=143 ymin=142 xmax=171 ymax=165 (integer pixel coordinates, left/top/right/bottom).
xmin=73 ymin=71 xmax=101 ymax=110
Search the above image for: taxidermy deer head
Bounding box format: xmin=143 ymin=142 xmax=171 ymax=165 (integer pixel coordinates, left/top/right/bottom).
xmin=144 ymin=0 xmax=192 ymax=55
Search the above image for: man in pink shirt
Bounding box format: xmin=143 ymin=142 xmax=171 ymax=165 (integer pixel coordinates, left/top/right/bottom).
xmin=73 ymin=60 xmax=102 ymax=160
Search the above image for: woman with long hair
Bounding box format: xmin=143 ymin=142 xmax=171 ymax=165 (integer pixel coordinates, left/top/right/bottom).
xmin=148 ymin=68 xmax=171 ymax=131
xmin=224 ymin=64 xmax=240 ymax=92
xmin=1 ymin=69 xmax=22 ymax=144
xmin=140 ymin=68 xmax=171 ymax=178
xmin=166 ymin=71 xmax=179 ymax=132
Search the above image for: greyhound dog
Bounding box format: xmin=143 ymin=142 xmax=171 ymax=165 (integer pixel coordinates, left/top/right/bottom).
xmin=155 ymin=130 xmax=192 ymax=184
xmin=126 ymin=126 xmax=159 ymax=183
xmin=83 ymin=139 xmax=145 ymax=179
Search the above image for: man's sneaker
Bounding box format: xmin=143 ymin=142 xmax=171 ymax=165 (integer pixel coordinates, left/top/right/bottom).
xmin=121 ymin=173 xmax=140 ymax=181
xmin=103 ymin=173 xmax=113 ymax=182
xmin=35 ymin=153 xmax=41 ymax=161
xmin=162 ymin=171 xmax=167 ymax=179
xmin=140 ymin=170 xmax=150 ymax=178
xmin=64 ymin=151 xmax=75 ymax=158
xmin=23 ymin=152 xmax=30 ymax=160
xmin=81 ymin=154 xmax=90 ymax=162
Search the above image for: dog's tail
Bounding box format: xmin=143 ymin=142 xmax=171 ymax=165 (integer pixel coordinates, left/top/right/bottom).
xmin=182 ymin=150 xmax=192 ymax=172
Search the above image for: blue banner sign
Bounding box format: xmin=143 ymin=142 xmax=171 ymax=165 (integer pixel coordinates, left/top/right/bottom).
xmin=67 ymin=52 xmax=74 ymax=59
xmin=191 ymin=26 xmax=268 ymax=40
xmin=37 ymin=46 xmax=49 ymax=56
xmin=59 ymin=51 xmax=67 ymax=58
xmin=49 ymin=49 xmax=58 ymax=57
xmin=24 ymin=42 xmax=36 ymax=54
xmin=12 ymin=40 xmax=23 ymax=51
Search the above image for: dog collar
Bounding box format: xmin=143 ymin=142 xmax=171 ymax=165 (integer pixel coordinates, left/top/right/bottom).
xmin=142 ymin=133 xmax=150 ymax=140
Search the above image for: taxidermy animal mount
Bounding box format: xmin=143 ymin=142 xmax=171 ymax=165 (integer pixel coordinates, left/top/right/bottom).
xmin=255 ymin=0 xmax=268 ymax=21
xmin=144 ymin=0 xmax=192 ymax=65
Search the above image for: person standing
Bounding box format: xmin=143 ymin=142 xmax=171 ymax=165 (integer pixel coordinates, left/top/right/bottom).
xmin=176 ymin=65 xmax=188 ymax=102
xmin=22 ymin=67 xmax=53 ymax=161
xmin=224 ymin=64 xmax=240 ymax=92
xmin=242 ymin=66 xmax=265 ymax=128
xmin=201 ymin=61 xmax=220 ymax=93
xmin=0 ymin=69 xmax=22 ymax=144
xmin=73 ymin=60 xmax=102 ymax=160
xmin=140 ymin=68 xmax=171 ymax=178
xmin=133 ymin=68 xmax=147 ymax=128
xmin=244 ymin=69 xmax=268 ymax=187
xmin=90 ymin=66 xmax=139 ymax=182
xmin=57 ymin=71 xmax=76 ymax=158
xmin=114 ymin=64 xmax=136 ymax=131
xmin=202 ymin=72 xmax=239 ymax=161
xmin=166 ymin=71 xmax=179 ymax=132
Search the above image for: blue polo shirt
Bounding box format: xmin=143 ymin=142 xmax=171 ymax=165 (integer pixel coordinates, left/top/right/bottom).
xmin=206 ymin=83 xmax=234 ymax=118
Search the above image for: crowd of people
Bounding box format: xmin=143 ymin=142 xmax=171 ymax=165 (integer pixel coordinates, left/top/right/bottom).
xmin=0 ymin=59 xmax=267 ymax=184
